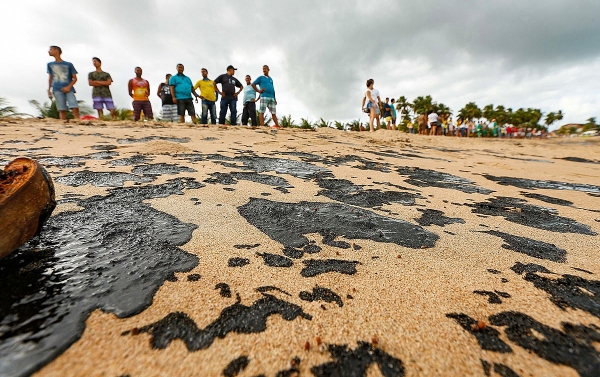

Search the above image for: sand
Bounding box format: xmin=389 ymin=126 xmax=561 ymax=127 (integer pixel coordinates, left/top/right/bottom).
xmin=0 ymin=118 xmax=599 ymax=377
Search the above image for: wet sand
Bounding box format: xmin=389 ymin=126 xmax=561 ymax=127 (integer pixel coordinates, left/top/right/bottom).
xmin=1 ymin=119 xmax=599 ymax=377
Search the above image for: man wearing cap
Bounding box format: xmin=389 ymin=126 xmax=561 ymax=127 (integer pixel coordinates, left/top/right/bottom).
xmin=214 ymin=65 xmax=243 ymax=126
xmin=252 ymin=65 xmax=281 ymax=129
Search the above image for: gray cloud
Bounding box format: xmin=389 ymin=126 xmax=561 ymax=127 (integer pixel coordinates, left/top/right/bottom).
xmin=1 ymin=0 xmax=599 ymax=127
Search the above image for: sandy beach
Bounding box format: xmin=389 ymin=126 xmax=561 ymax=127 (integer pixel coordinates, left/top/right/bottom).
xmin=1 ymin=119 xmax=599 ymax=377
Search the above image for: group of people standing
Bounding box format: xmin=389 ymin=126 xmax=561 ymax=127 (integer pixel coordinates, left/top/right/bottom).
xmin=46 ymin=46 xmax=282 ymax=128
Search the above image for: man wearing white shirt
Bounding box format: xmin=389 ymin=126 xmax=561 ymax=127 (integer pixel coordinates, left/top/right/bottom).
xmin=428 ymin=111 xmax=439 ymax=136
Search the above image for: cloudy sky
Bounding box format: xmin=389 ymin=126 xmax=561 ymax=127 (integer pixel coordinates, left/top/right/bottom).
xmin=2 ymin=0 xmax=599 ymax=129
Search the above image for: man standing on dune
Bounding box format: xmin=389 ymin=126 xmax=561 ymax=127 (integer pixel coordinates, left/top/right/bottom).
xmin=252 ymin=65 xmax=281 ymax=129
xmin=169 ymin=63 xmax=199 ymax=124
xmin=214 ymin=65 xmax=243 ymax=126
xmin=241 ymin=75 xmax=259 ymax=127
xmin=88 ymin=57 xmax=116 ymax=120
xmin=47 ymin=45 xmax=80 ymax=120
xmin=193 ymin=68 xmax=217 ymax=125
xmin=128 ymin=67 xmax=153 ymax=121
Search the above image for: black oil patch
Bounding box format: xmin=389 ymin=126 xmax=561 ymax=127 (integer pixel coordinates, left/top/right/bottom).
xmin=481 ymin=359 xmax=491 ymax=376
xmin=473 ymin=290 xmax=503 ymax=304
xmin=300 ymin=259 xmax=361 ymax=277
xmin=0 ymin=178 xmax=201 ymax=377
xmin=414 ymin=209 xmax=466 ymax=227
xmin=320 ymin=229 xmax=351 ymax=249
xmin=56 ymin=170 xmax=155 ymax=187
xmin=510 ymin=262 xmax=554 ymax=275
xmin=117 ymin=136 xmax=190 ymax=144
xmin=445 ymin=313 xmax=513 ymax=353
xmin=572 ymin=267 xmax=594 ymax=275
xmin=228 ymin=258 xmax=250 ymax=267
xmin=223 ymin=356 xmax=249 ymax=377
xmin=110 ymin=154 xmax=152 ymax=166
xmin=38 ymin=155 xmax=86 ymax=168
xmin=299 ymin=286 xmax=343 ymax=307
xmin=472 ymin=197 xmax=596 ymax=235
xmin=132 ymin=163 xmax=197 ymax=176
xmin=514 ymin=268 xmax=600 ymax=319
xmin=257 ymin=253 xmax=294 ymax=267
xmin=490 ymin=311 xmax=600 ymax=377
xmin=228 ymin=156 xmax=328 ymax=179
xmin=256 ymin=286 xmax=292 ymax=296
xmin=483 ymin=174 xmax=600 ymax=194
xmin=493 ymin=363 xmax=521 ymax=377
xmin=310 ymin=341 xmax=405 ymax=377
xmin=234 ymin=243 xmax=260 ymax=250
xmin=520 ymin=191 xmax=573 ymax=206
xmin=315 ymin=173 xmax=419 ymax=208
xmin=398 ymin=167 xmax=494 ymax=194
xmin=482 ymin=230 xmax=568 ymax=263
xmin=237 ymin=198 xmax=439 ymax=249
xmin=561 ymin=157 xmax=600 ymax=164
xmin=133 ymin=294 xmax=312 ymax=351
xmin=90 ymin=144 xmax=117 ymax=151
xmin=216 ymin=283 xmax=232 ymax=298
xmin=87 ymin=150 xmax=118 ymax=160
xmin=488 ymin=269 xmax=501 ymax=274
xmin=203 ymin=171 xmax=293 ymax=192
xmin=187 ymin=274 xmax=201 ymax=281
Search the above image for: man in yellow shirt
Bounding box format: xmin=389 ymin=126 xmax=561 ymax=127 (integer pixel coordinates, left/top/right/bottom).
xmin=193 ymin=68 xmax=217 ymax=125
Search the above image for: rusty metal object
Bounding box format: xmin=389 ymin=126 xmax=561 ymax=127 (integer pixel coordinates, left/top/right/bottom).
xmin=0 ymin=157 xmax=56 ymax=259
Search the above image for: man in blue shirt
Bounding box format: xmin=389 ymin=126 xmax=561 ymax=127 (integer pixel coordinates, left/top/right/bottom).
xmin=241 ymin=75 xmax=259 ymax=127
xmin=252 ymin=65 xmax=281 ymax=129
xmin=169 ymin=63 xmax=199 ymax=123
xmin=47 ymin=46 xmax=80 ymax=120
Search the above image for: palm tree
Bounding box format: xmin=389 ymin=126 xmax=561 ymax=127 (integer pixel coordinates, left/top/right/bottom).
xmin=29 ymin=99 xmax=92 ymax=119
xmin=395 ymin=96 xmax=412 ymax=118
xmin=316 ymin=117 xmax=331 ymax=128
xmin=544 ymin=112 xmax=556 ymax=128
xmin=483 ymin=104 xmax=495 ymax=121
xmin=412 ymin=95 xmax=435 ymax=115
xmin=0 ymin=98 xmax=26 ymax=118
xmin=458 ymin=102 xmax=482 ymax=122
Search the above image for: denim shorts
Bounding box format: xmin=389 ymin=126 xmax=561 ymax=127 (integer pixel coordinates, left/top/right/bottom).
xmin=53 ymin=90 xmax=78 ymax=111
xmin=366 ymin=101 xmax=380 ymax=115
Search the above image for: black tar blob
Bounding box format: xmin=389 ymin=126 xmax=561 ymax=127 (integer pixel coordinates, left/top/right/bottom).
xmin=0 ymin=178 xmax=202 ymax=377
xmin=131 ymin=294 xmax=312 ymax=351
xmin=299 ymin=286 xmax=344 ymax=307
xmin=446 ymin=313 xmax=512 ymax=353
xmin=238 ymin=198 xmax=439 ymax=249
xmin=483 ymin=230 xmax=568 ymax=263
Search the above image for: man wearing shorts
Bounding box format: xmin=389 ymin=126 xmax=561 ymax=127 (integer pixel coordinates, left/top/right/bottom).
xmin=214 ymin=65 xmax=243 ymax=126
xmin=383 ymin=98 xmax=393 ymax=130
xmin=417 ymin=113 xmax=427 ymax=135
xmin=252 ymin=65 xmax=281 ymax=129
xmin=88 ymin=57 xmax=116 ymax=119
xmin=170 ymin=64 xmax=198 ymax=123
xmin=390 ymin=98 xmax=397 ymax=130
xmin=157 ymin=74 xmax=177 ymax=122
xmin=428 ymin=111 xmax=439 ymax=135
xmin=242 ymin=75 xmax=259 ymax=127
xmin=47 ymin=45 xmax=80 ymax=120
xmin=193 ymin=68 xmax=218 ymax=125
xmin=128 ymin=67 xmax=153 ymax=121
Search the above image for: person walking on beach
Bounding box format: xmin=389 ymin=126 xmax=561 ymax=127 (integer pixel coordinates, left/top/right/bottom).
xmin=428 ymin=110 xmax=439 ymax=135
xmin=47 ymin=46 xmax=80 ymax=120
xmin=417 ymin=112 xmax=427 ymax=135
xmin=214 ymin=65 xmax=243 ymax=126
xmin=362 ymin=79 xmax=380 ymax=132
xmin=157 ymin=74 xmax=176 ymax=122
xmin=193 ymin=68 xmax=217 ymax=125
xmin=169 ymin=64 xmax=198 ymax=123
xmin=242 ymin=75 xmax=259 ymax=127
xmin=383 ymin=98 xmax=393 ymax=130
xmin=88 ymin=57 xmax=116 ymax=120
xmin=390 ymin=98 xmax=397 ymax=130
xmin=128 ymin=67 xmax=153 ymax=121
xmin=252 ymin=65 xmax=282 ymax=129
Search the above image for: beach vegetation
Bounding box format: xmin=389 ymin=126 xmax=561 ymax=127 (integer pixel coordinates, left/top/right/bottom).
xmin=280 ymin=115 xmax=296 ymax=128
xmin=29 ymin=99 xmax=92 ymax=119
xmin=0 ymin=98 xmax=26 ymax=118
